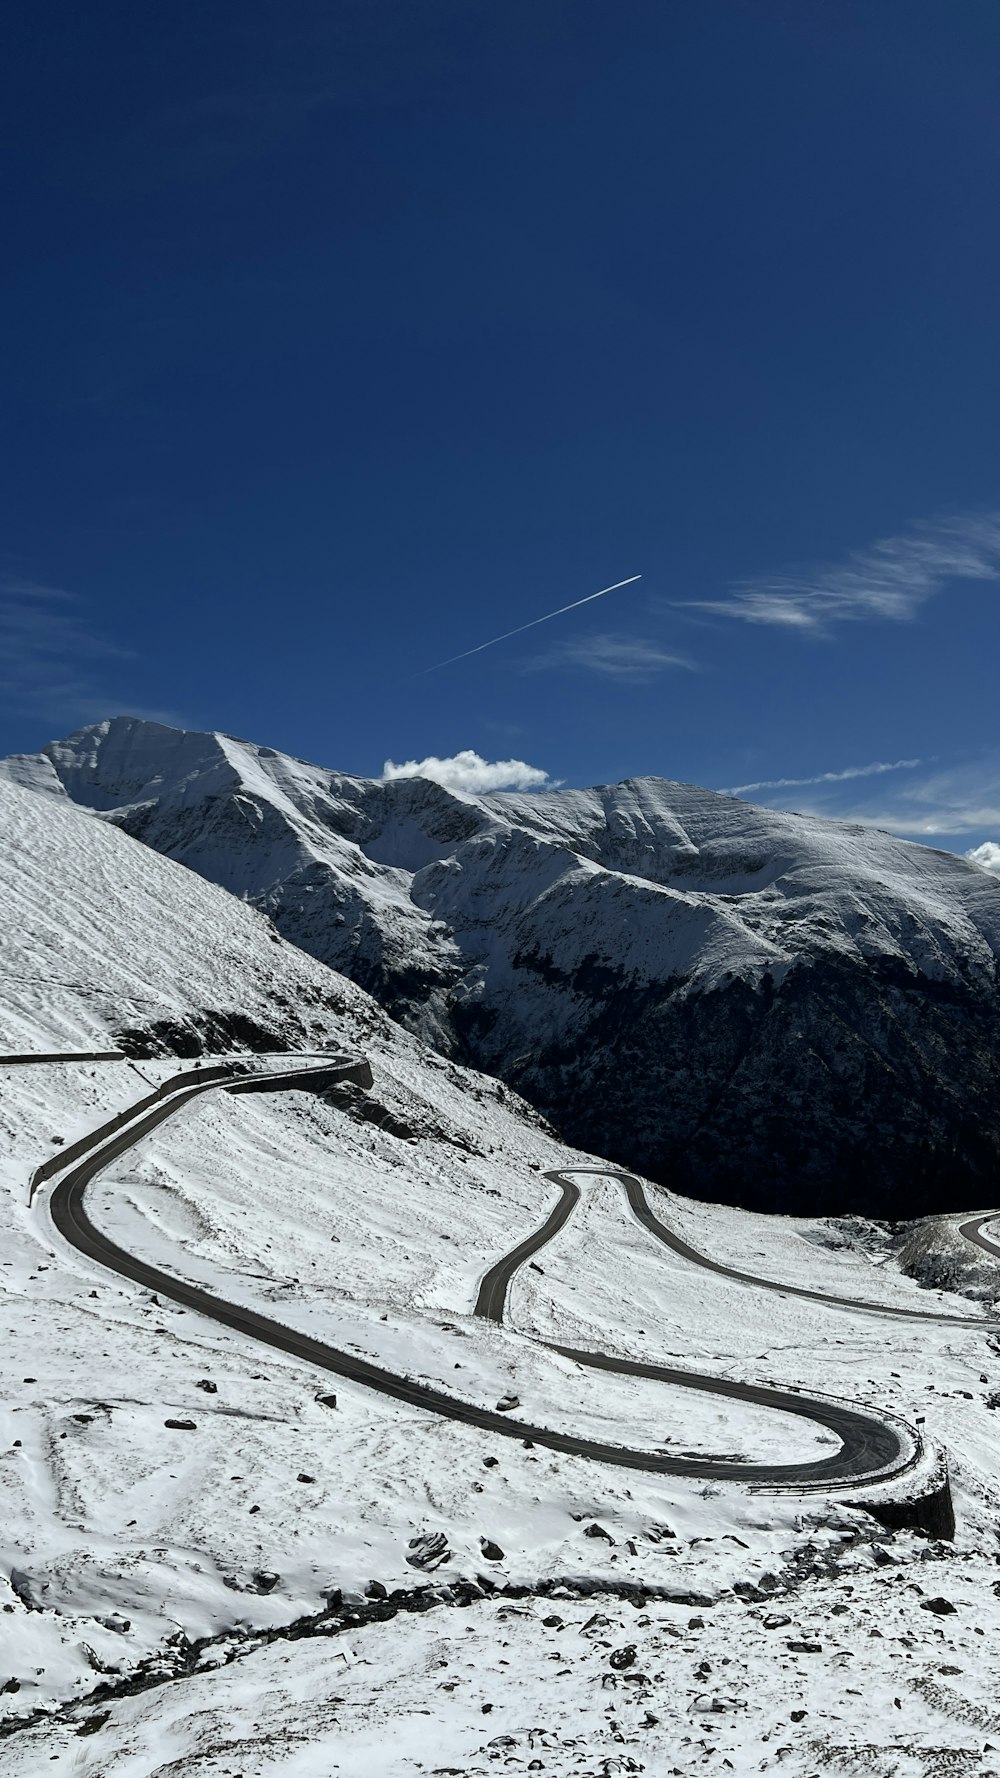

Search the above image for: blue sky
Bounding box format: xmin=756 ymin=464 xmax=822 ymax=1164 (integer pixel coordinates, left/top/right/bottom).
xmin=3 ymin=1 xmax=1000 ymax=861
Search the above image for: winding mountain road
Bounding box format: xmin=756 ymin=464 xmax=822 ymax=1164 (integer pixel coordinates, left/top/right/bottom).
xmin=959 ymin=1213 xmax=1000 ymax=1261
xmin=33 ymin=1058 xmax=996 ymax=1493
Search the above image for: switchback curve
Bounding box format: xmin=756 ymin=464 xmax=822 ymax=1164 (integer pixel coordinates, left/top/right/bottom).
xmin=580 ymin=1170 xmax=996 ymax=1328
xmin=959 ymin=1213 xmax=1000 ymax=1262
xmin=34 ymin=1064 xmax=925 ymax=1490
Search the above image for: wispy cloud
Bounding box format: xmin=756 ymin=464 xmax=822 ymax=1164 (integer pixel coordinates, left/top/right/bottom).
xmin=852 ymin=761 xmax=1000 ymax=837
xmin=382 ymin=749 xmax=553 ymax=794
xmin=0 ymin=578 xmax=127 ymax=715
xmin=527 ymin=632 xmax=697 ymax=681
xmin=727 ymin=753 xmax=1000 ymax=846
xmin=678 ymin=512 xmax=1000 ymax=634
xmin=0 ymin=577 xmax=184 ymax=731
xmin=722 ymin=757 xmax=922 ymax=797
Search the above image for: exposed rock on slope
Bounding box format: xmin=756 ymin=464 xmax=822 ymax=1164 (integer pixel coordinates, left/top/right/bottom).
xmin=6 ymin=716 xmax=1000 ymax=1215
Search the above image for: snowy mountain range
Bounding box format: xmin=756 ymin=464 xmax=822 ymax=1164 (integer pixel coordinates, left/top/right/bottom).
xmin=6 ymin=714 xmax=1000 ymax=1216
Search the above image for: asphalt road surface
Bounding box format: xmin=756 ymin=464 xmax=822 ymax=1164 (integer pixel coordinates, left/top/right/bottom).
xmin=475 ymin=1177 xmax=581 ymax=1321
xmin=958 ymin=1213 xmax=1000 ymax=1261
xmin=604 ymin=1170 xmax=996 ymax=1328
xmin=33 ymin=1060 xmax=956 ymax=1489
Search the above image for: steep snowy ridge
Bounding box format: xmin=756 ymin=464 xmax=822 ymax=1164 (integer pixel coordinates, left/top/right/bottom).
xmin=0 ymin=771 xmax=380 ymax=1058
xmin=3 ymin=721 xmax=470 ymax=1039
xmin=6 ymin=715 xmax=1000 ymax=1214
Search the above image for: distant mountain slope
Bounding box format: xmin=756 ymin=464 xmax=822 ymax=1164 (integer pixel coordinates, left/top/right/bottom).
xmin=6 ymin=716 xmax=1000 ymax=1214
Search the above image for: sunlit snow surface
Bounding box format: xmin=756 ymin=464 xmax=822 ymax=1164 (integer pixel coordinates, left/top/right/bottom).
xmin=8 ymin=1573 xmax=1000 ymax=1777
xmin=2 ymin=774 xmax=1000 ymax=1774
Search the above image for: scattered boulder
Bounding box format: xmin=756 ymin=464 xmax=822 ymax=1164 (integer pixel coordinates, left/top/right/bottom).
xmin=164 ymin=1418 xmax=197 ymax=1431
xmin=366 ymin=1580 xmax=388 ymax=1600
xmin=76 ymin=1712 xmax=111 ymax=1737
xmin=296 ymin=1472 xmax=315 ymax=1484
xmin=316 ymin=1393 xmax=338 ymax=1410
xmin=479 ymin=1539 xmax=504 ymax=1562
xmin=406 ymin=1532 xmax=450 ymax=1571
xmin=195 ymin=1379 xmax=218 ymax=1394
xmin=609 ymin=1645 xmax=636 ymax=1670
xmin=583 ymin=1522 xmax=615 ymax=1543
xmin=920 ymin=1596 xmax=957 ymax=1615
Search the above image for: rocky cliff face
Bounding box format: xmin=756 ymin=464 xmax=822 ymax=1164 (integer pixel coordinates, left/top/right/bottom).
xmin=6 ymin=715 xmax=1000 ymax=1215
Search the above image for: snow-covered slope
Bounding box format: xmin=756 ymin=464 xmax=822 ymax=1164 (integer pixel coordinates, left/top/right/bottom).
xmin=2 ymin=761 xmax=1000 ymax=1774
xmin=0 ymin=769 xmax=385 ymax=1059
xmin=7 ymin=716 xmax=1000 ymax=1216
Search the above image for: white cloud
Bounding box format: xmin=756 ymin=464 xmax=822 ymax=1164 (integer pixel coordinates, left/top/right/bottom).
xmin=677 ymin=512 xmax=1000 ymax=634
xmin=527 ymin=633 xmax=697 ymax=680
xmin=966 ymin=841 xmax=1000 ymax=873
xmin=723 ymin=758 xmax=921 ymax=797
xmin=382 ymin=749 xmax=552 ymax=793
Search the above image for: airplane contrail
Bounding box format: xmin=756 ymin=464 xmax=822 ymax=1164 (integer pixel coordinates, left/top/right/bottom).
xmin=418 ymin=574 xmax=642 ymax=674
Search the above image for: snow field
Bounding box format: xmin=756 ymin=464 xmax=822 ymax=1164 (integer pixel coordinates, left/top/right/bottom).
xmin=6 ymin=1547 xmax=1000 ymax=1776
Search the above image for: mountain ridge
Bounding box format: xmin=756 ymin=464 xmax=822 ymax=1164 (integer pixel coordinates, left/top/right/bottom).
xmin=6 ymin=714 xmax=1000 ymax=1215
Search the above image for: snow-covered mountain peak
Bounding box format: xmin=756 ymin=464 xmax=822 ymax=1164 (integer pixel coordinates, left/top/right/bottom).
xmin=6 ymin=716 xmax=1000 ymax=1215
xmin=3 ymin=715 xmax=242 ymax=815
